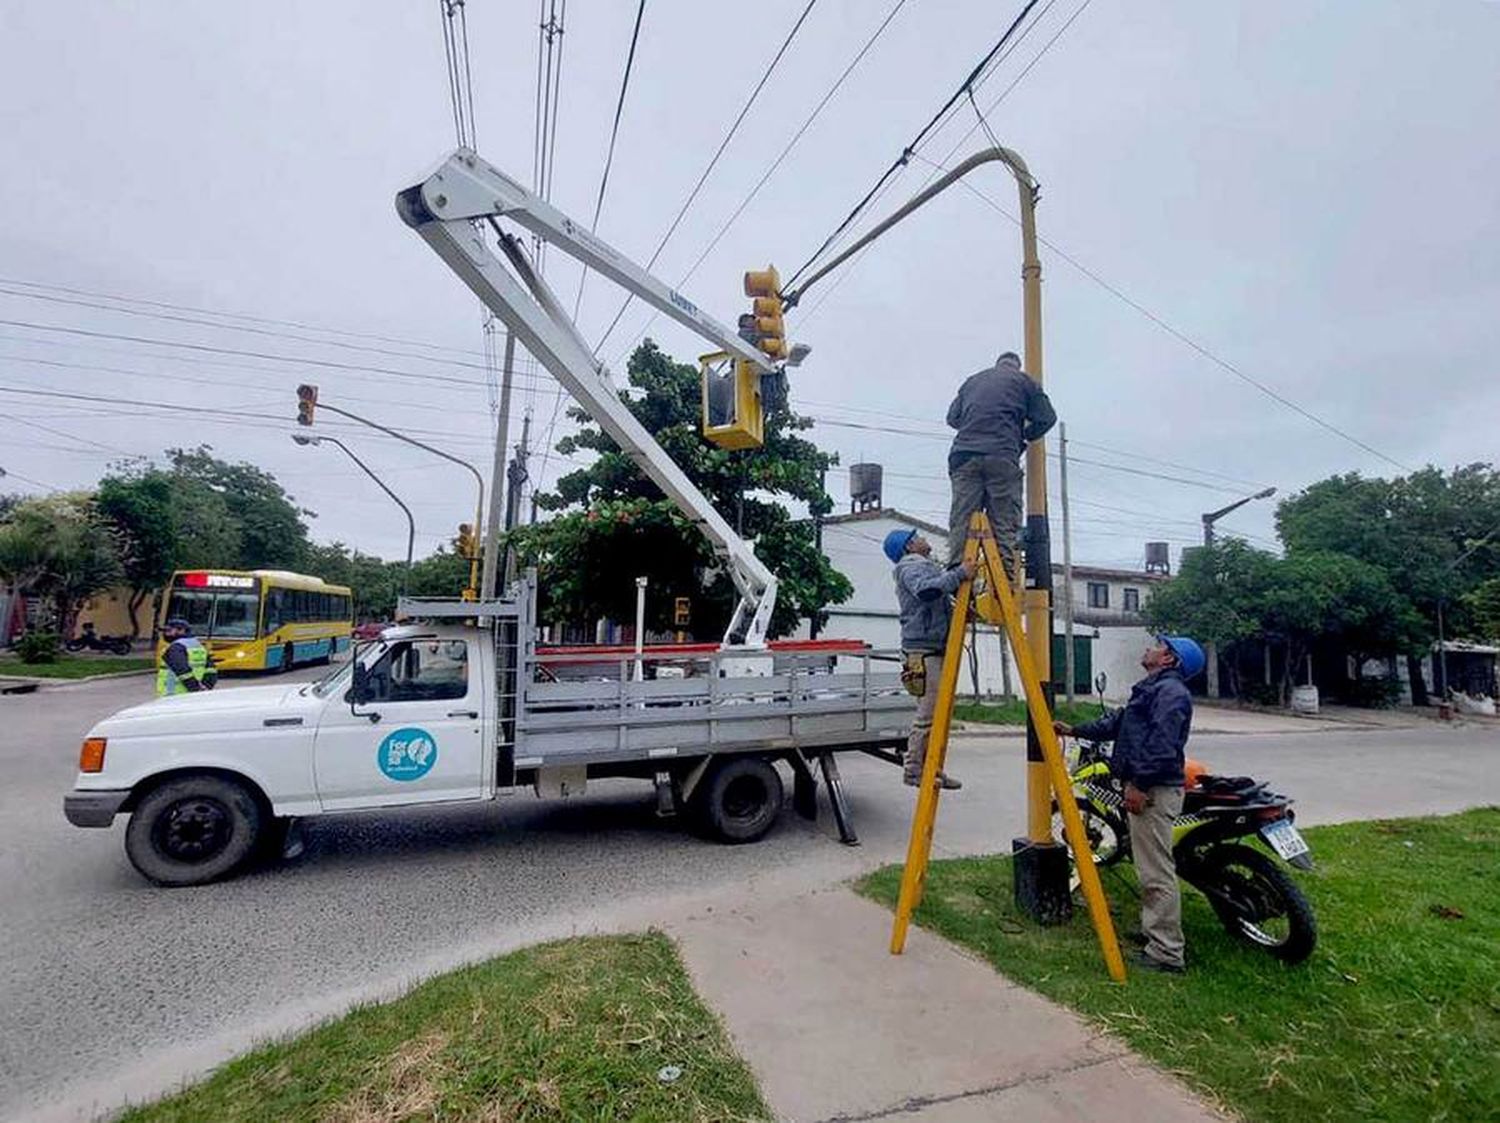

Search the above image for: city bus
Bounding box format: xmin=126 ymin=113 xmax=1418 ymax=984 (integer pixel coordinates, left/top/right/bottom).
xmin=158 ymin=569 xmax=353 ymax=673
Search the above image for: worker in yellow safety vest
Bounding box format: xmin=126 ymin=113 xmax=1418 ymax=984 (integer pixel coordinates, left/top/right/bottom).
xmin=156 ymin=617 xmax=219 ymax=696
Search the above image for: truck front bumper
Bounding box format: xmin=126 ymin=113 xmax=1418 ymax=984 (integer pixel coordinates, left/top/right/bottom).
xmin=64 ymin=790 xmax=130 ymax=827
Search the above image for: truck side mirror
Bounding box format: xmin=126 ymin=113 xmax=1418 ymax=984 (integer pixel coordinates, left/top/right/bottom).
xmin=351 ymin=662 xmax=370 ymax=703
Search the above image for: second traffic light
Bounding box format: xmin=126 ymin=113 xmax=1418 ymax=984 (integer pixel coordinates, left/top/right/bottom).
xmin=296 ymin=384 xmax=318 ymax=426
xmin=456 ymin=522 xmax=480 ymax=560
xmin=742 ymin=266 xmax=786 ymax=360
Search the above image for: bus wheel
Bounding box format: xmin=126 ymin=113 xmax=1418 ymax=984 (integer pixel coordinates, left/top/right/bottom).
xmin=281 ymin=642 xmax=295 ymax=673
xmin=125 ymin=774 xmax=263 ymax=886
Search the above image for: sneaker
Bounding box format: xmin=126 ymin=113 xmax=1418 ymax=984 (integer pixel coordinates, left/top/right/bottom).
xmin=905 ymin=771 xmax=963 ymax=790
xmin=1131 ymin=950 xmax=1185 ymax=975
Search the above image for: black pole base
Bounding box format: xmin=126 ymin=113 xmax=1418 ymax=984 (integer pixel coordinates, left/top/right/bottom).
xmin=1013 ymin=838 xmax=1073 ymax=925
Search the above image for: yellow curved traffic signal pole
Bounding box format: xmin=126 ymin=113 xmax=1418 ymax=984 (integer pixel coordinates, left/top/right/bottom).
xmin=783 ymin=145 xmax=1057 ymax=849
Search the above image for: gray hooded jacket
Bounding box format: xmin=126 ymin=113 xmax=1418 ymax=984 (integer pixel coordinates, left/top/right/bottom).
xmin=894 ymin=553 xmax=965 ymax=652
xmin=946 ymin=352 xmax=1057 ymax=469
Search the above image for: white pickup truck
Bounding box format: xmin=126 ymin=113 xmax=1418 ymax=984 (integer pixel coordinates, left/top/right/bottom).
xmin=64 ymin=589 xmax=912 ymax=886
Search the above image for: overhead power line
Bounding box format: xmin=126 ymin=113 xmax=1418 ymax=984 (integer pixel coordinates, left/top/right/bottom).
xmin=572 ymin=0 xmax=648 ymax=322
xmin=590 ymin=0 xmax=821 ymax=356
xmin=0 ymin=276 xmax=488 ymax=358
xmin=784 ymin=0 xmax=1043 ymax=291
xmin=911 ymin=157 xmax=1412 ymax=473
xmin=607 ymin=0 xmax=913 ymax=367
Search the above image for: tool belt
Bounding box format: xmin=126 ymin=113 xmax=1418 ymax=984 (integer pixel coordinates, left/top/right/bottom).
xmin=902 ymin=652 xmax=930 ymax=698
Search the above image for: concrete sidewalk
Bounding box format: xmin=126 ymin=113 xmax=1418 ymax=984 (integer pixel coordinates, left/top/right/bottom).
xmin=668 ymin=886 xmax=1223 ymax=1122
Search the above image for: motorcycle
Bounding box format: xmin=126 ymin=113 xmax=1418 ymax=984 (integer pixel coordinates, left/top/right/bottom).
xmin=1056 ymin=737 xmax=1318 ymax=964
xmin=65 ymin=626 xmax=134 ymax=656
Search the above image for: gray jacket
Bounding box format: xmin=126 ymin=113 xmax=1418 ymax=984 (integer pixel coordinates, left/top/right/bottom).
xmin=946 ymin=353 xmax=1057 ymax=468
xmin=894 ymin=553 xmax=964 ymax=652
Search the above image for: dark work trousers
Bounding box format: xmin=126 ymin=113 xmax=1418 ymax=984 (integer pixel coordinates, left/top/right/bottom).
xmin=948 ymin=452 xmax=1023 ymax=569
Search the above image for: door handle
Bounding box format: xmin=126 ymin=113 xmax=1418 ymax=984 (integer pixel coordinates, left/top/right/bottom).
xmin=447 ymin=709 xmax=479 ymax=719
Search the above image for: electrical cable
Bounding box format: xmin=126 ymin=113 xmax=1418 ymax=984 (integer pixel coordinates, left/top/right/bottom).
xmin=571 ymin=0 xmax=647 ymax=322
xmin=590 ymin=0 xmax=821 ymax=357
xmin=606 ymin=0 xmax=913 ymax=368
xmin=783 ymin=0 xmax=1042 ymax=291
xmin=906 ymin=149 xmax=1412 ymax=472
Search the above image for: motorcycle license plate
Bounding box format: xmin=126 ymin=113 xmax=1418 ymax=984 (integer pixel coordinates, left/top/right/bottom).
xmin=1261 ymin=819 xmax=1310 ymax=860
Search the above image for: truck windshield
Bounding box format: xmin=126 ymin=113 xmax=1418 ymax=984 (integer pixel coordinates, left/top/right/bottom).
xmin=165 ymin=590 xmax=260 ymax=639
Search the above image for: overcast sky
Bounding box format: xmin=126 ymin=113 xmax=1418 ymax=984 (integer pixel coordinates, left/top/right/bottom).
xmin=2 ymin=0 xmax=1496 ymax=572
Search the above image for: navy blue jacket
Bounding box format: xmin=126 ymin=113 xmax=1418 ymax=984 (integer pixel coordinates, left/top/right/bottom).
xmin=1071 ymin=668 xmax=1192 ymax=789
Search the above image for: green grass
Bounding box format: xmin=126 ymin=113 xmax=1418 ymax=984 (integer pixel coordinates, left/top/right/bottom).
xmin=859 ymin=808 xmax=1500 ymax=1122
xmin=954 ymin=698 xmax=1104 ymax=726
xmin=0 ymin=654 xmax=154 ymax=679
xmin=120 ymin=933 xmax=769 ymax=1122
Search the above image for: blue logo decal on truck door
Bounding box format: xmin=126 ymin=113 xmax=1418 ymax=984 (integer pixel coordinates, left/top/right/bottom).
xmin=378 ymin=727 xmax=438 ymax=781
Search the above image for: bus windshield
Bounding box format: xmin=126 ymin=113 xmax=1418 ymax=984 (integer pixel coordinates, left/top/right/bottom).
xmin=165 ymin=590 xmax=260 ymax=639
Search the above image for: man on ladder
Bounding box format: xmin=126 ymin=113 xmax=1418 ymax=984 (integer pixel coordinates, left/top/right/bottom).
xmin=885 ymin=528 xmax=974 ymax=789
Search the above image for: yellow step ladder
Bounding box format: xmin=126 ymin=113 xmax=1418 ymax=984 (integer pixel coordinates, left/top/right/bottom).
xmin=889 ymin=511 xmax=1127 ymax=982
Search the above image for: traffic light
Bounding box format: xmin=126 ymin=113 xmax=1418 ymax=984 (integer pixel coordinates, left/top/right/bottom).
xmin=742 ymin=267 xmax=786 ymax=360
xmin=296 ymin=384 xmax=318 ymax=426
xmin=456 ymin=522 xmax=479 ymax=560
xmin=674 ymin=597 xmax=691 ymax=627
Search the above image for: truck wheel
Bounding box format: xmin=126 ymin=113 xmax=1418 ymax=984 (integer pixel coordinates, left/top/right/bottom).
xmin=696 ymin=757 xmax=784 ymax=844
xmin=124 ymin=775 xmax=263 ymax=887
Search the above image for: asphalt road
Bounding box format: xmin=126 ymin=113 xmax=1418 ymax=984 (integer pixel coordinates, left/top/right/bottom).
xmin=3 ymin=672 xmax=1498 ymax=1121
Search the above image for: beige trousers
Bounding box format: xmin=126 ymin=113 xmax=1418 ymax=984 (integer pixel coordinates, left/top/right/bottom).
xmin=904 ymin=653 xmax=944 ymax=779
xmin=1129 ymin=784 xmax=1186 ymax=968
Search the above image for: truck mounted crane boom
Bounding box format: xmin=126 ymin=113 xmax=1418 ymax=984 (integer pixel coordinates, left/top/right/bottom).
xmin=397 ymin=148 xmax=783 ymax=647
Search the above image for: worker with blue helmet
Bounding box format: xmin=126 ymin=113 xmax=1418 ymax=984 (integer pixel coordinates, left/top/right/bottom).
xmin=1055 ymin=633 xmax=1204 ymax=974
xmin=885 ymin=526 xmax=974 ymax=790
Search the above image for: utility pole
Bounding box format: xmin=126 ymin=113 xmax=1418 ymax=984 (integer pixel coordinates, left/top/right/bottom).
xmin=481 ymin=325 xmax=516 ymax=600
xmin=1200 ymin=485 xmax=1278 ymax=696
xmin=810 ymin=467 xmax=826 ymax=640
xmin=1059 ymin=423 xmax=1076 ymax=704
xmin=503 ymin=412 xmax=532 ymax=586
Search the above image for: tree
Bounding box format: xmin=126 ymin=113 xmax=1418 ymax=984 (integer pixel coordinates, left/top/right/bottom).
xmin=166 ymin=446 xmax=311 ymax=570
xmin=304 ymin=541 xmax=407 ymax=619
xmin=1467 ymin=577 xmax=1500 ymax=641
xmin=517 ymin=340 xmax=851 ymax=638
xmin=1276 ymin=464 xmax=1500 ymax=703
xmin=96 ymin=469 xmax=179 ymax=636
xmin=0 ymin=494 xmax=122 ymax=633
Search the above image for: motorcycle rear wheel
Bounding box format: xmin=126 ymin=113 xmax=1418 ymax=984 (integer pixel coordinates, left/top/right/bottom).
xmin=1196 ymin=843 xmax=1317 ymax=964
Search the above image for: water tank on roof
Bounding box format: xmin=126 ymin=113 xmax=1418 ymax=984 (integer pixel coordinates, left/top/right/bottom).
xmin=850 ymin=463 xmax=883 ymax=512
xmin=1145 ymin=541 xmax=1171 ymax=574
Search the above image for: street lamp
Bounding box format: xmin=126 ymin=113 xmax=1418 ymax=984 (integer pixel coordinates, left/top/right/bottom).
xmin=1200 ymin=486 xmax=1277 ymax=699
xmin=291 ymin=434 xmax=415 ymax=595
xmin=1201 ymin=486 xmax=1278 ymax=546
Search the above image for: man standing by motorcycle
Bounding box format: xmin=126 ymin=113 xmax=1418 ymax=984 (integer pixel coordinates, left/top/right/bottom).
xmin=1055 ymin=635 xmax=1205 ymax=973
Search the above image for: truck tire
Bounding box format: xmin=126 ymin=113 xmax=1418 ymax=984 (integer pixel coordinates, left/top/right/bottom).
xmin=124 ymin=775 xmax=263 ymax=887
xmin=695 ymin=757 xmax=784 ymax=844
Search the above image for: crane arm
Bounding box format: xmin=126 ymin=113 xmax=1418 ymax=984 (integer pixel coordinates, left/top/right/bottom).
xmin=397 ymin=148 xmax=778 ymax=647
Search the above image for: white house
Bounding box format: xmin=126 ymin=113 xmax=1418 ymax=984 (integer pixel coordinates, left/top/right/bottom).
xmin=801 ymin=507 xmax=1168 ymax=702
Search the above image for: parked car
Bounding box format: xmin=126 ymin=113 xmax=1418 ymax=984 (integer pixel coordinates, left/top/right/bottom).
xmin=353 ymin=621 xmax=389 ymax=642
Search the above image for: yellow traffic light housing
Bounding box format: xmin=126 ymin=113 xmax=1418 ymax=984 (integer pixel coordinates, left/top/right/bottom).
xmin=296 ymin=383 xmax=318 ymax=426
xmin=700 ymin=351 xmax=764 ymax=451
xmin=743 ymin=267 xmax=786 ymax=360
xmin=456 ymin=522 xmax=479 ymax=560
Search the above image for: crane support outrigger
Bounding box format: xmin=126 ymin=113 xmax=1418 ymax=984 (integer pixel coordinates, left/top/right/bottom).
xmin=396 ymin=149 xmax=783 ymax=648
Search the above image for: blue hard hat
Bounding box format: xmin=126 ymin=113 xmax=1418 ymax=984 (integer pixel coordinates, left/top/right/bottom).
xmin=883 ymin=528 xmax=918 ymax=563
xmin=165 ymin=617 xmax=191 ymax=632
xmin=1159 ymin=635 xmax=1206 ymax=679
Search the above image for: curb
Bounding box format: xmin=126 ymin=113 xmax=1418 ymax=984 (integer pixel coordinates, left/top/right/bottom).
xmin=0 ymin=668 xmax=156 ymax=692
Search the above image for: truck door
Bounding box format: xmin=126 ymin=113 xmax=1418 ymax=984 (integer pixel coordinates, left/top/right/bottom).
xmin=314 ymin=636 xmax=485 ymax=810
